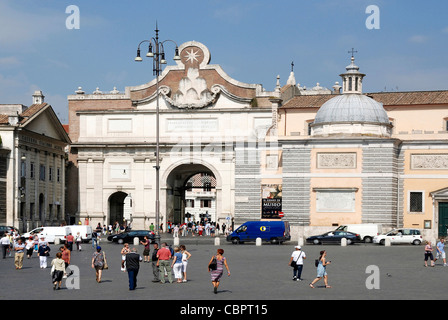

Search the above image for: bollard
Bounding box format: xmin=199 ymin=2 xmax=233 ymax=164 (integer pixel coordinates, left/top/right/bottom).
xmin=133 ymin=237 xmax=139 ymax=246
xmin=54 ymin=237 xmax=60 ymax=245
xmin=174 ymin=236 xmax=180 ymax=246
xmin=214 ymin=237 xmax=220 ymax=246
xmin=256 ymin=237 xmax=262 ymax=246
xmin=341 ymin=238 xmax=347 ymax=247
xmin=385 ymin=238 xmax=391 ymax=246
xmin=298 ymin=237 xmax=304 ymax=247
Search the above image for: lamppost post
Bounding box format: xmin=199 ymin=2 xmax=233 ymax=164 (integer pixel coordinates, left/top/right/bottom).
xmin=135 ymin=25 xmax=180 ymax=245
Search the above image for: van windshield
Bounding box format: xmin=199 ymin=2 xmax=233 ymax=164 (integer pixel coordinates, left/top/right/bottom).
xmin=236 ymin=226 xmax=247 ymax=233
xmin=31 ymin=228 xmax=43 ymax=235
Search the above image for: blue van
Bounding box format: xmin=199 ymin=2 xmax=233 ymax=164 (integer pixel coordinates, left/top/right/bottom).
xmin=226 ymin=221 xmax=291 ymax=244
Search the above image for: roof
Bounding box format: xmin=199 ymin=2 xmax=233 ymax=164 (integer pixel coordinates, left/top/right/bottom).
xmin=282 ymin=90 xmax=448 ymax=109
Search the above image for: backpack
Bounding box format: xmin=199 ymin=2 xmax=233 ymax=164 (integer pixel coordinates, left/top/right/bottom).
xmin=315 ymin=259 xmax=319 ymax=267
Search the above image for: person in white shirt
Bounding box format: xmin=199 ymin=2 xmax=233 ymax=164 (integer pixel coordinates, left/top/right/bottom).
xmin=289 ymin=246 xmax=306 ymax=281
xmin=1 ymin=233 xmax=11 ymax=259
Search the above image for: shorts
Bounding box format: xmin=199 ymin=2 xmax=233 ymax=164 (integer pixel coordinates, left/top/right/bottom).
xmin=436 ymin=252 xmax=446 ymax=259
xmin=424 ymin=252 xmax=434 ymax=261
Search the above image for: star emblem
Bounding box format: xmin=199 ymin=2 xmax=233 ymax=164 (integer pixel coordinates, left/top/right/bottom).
xmin=184 ymin=49 xmax=200 ymax=64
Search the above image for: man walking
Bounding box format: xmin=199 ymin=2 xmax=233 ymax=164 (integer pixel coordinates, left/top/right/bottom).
xmin=289 ymin=245 xmax=306 ymax=281
xmin=151 ymin=243 xmax=160 ymax=282
xmin=157 ymin=242 xmax=173 ymax=283
xmin=123 ymin=248 xmax=142 ymax=290
xmin=435 ymin=238 xmax=447 ymax=266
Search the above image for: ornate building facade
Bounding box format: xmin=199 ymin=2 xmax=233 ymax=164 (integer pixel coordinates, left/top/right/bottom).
xmin=66 ymin=40 xmax=448 ymax=241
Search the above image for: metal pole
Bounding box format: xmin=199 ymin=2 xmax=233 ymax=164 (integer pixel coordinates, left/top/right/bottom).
xmin=155 ymin=27 xmax=161 ymax=246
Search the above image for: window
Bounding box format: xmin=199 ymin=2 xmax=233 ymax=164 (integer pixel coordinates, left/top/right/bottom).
xmin=201 ymin=200 xmax=212 ymax=208
xmin=30 ymin=163 xmax=35 ymax=179
xmin=185 ymin=199 xmax=194 ymax=208
xmin=39 ymin=165 xmax=45 ymax=181
xmin=20 ymin=162 xmax=26 ymax=178
xmin=57 ymin=168 xmax=61 ymax=183
xmin=203 ymin=182 xmax=212 ymax=192
xmin=409 ymin=191 xmax=424 ymax=213
xmin=49 ymin=167 xmax=53 ymax=181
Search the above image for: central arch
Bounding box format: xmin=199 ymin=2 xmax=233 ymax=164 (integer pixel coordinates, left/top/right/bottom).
xmin=162 ymin=160 xmax=222 ymax=225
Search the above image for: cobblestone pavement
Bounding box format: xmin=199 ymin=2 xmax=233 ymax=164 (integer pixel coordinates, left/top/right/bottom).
xmin=1 ymin=235 xmax=447 ymax=302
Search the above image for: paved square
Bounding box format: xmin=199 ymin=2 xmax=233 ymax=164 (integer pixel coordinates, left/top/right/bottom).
xmin=1 ymin=237 xmax=446 ymax=301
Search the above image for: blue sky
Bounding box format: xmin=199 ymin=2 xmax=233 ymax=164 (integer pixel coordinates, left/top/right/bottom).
xmin=0 ymin=0 xmax=447 ymax=123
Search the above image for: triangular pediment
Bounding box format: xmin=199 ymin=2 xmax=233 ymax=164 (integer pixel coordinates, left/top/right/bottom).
xmin=21 ymin=104 xmax=71 ymax=143
xmin=431 ymin=187 xmax=448 ymax=199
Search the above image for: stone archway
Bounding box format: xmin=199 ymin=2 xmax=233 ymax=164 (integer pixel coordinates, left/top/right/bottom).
xmin=108 ymin=191 xmax=128 ymax=227
xmin=163 ymin=162 xmax=221 ymax=225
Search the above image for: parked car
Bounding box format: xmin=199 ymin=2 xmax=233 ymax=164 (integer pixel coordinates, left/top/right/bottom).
xmin=373 ymin=228 xmax=422 ymax=245
xmin=107 ymin=230 xmax=155 ymax=244
xmin=0 ymin=226 xmax=19 ymax=237
xmin=226 ymin=220 xmax=291 ymax=244
xmin=306 ymin=230 xmax=360 ymax=245
xmin=335 ymin=224 xmax=382 ymax=243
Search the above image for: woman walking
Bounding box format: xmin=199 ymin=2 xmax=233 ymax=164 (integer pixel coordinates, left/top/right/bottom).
xmin=310 ymin=250 xmax=332 ymax=288
xmin=180 ymin=245 xmax=191 ymax=282
xmin=75 ymin=232 xmax=82 ymax=251
xmin=171 ymin=247 xmax=183 ymax=283
xmin=51 ymin=252 xmax=66 ymax=290
xmin=92 ymin=246 xmax=107 ymax=283
xmin=208 ymin=248 xmax=230 ymax=294
xmin=424 ymin=241 xmax=435 ymax=267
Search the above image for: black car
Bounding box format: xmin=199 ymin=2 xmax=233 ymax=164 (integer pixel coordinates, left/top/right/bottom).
xmin=0 ymin=226 xmax=19 ymax=237
xmin=306 ymin=231 xmax=360 ymax=245
xmin=107 ymin=230 xmax=155 ymax=244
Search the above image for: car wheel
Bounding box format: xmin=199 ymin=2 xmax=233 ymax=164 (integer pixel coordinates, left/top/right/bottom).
xmin=413 ymin=239 xmax=421 ymax=245
xmin=346 ymin=239 xmax=352 ymax=245
xmin=313 ymin=239 xmax=320 ymax=245
xmin=379 ymin=239 xmax=385 ymax=245
xmin=231 ymin=238 xmax=240 ymax=245
xmin=270 ymin=238 xmax=279 ymax=244
xmin=118 ymin=239 xmax=124 ymax=244
xmin=364 ymin=237 xmax=372 ymax=243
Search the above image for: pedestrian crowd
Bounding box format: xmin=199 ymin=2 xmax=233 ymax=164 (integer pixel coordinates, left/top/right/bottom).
xmin=1 ymin=228 xmax=231 ymax=294
xmin=164 ymin=220 xmax=232 ymax=238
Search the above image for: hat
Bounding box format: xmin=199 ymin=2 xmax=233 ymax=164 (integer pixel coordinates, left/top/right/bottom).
xmin=96 ymin=246 xmax=101 ymax=250
xmin=295 ymin=246 xmax=301 ymax=250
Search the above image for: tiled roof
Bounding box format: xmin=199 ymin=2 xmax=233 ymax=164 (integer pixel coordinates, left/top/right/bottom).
xmin=0 ymin=103 xmax=48 ymax=125
xmin=282 ymin=91 xmax=448 ymax=109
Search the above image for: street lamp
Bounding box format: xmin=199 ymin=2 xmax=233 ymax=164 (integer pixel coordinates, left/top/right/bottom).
xmin=134 ymin=24 xmax=180 ymax=245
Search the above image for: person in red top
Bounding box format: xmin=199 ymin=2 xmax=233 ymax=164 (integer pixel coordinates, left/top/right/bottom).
xmin=66 ymin=233 xmax=74 ymax=251
xmin=60 ymin=245 xmax=73 ymax=277
xmin=156 ymin=243 xmax=173 ymax=283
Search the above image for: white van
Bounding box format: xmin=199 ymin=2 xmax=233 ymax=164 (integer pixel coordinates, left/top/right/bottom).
xmin=335 ymin=224 xmax=382 ymax=243
xmin=67 ymin=225 xmax=93 ymax=243
xmin=22 ymin=226 xmax=71 ymax=243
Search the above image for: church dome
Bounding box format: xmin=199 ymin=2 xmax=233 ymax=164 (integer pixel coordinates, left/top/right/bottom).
xmin=310 ymin=54 xmax=392 ymax=137
xmin=313 ymin=93 xmax=390 ymax=125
